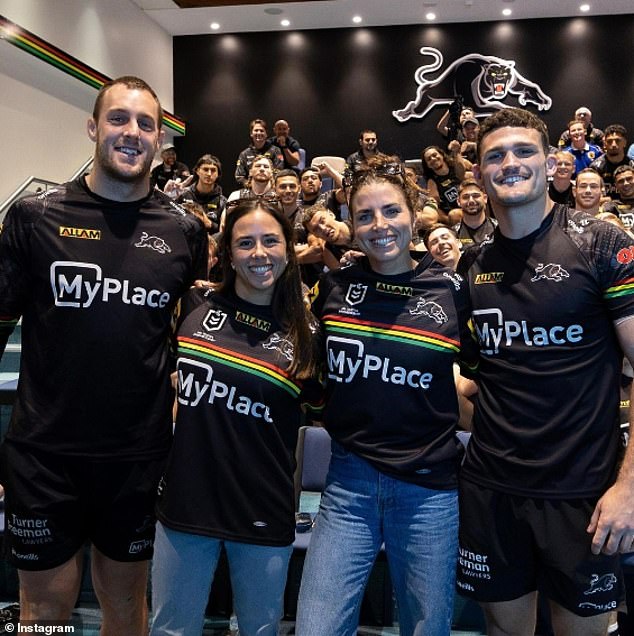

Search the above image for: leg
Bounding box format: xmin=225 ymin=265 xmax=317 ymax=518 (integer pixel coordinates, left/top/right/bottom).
xmin=481 ymin=592 xmax=538 ymax=636
xmin=295 ymin=444 xmax=383 ymax=636
xmin=18 ymin=549 xmax=84 ymax=621
xmin=91 ymin=545 xmax=150 ymax=636
xmin=225 ymin=541 xmax=292 ymax=636
xmin=150 ymin=522 xmax=222 ymax=636
xmin=383 ymin=483 xmax=458 ymax=636
xmin=549 ymin=600 xmax=610 ymax=636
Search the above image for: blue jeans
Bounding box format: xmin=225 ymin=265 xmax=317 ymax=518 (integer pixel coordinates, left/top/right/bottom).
xmin=150 ymin=522 xmax=292 ymax=636
xmin=296 ymin=442 xmax=458 ymax=636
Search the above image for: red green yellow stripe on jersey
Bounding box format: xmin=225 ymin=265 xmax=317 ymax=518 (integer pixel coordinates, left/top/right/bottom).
xmin=322 ymin=314 xmax=460 ymax=354
xmin=604 ymin=277 xmax=634 ymax=300
xmin=177 ymin=336 xmax=301 ymax=398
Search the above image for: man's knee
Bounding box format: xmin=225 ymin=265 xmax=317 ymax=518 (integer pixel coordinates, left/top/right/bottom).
xmin=481 ymin=592 xmax=537 ymax=636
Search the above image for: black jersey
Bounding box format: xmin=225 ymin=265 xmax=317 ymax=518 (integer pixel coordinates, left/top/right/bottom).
xmin=156 ymin=289 xmax=322 ymax=546
xmin=0 ymin=177 xmax=208 ymax=459
xmin=460 ymin=205 xmax=634 ymax=498
xmin=454 ymin=217 xmax=497 ymax=249
xmin=310 ymin=255 xmax=478 ymax=489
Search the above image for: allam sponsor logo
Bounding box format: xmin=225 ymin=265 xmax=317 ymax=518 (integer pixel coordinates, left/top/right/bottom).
xmin=326 ymin=335 xmax=433 ymax=389
xmin=50 ymin=261 xmax=171 ymax=309
xmin=235 ymin=311 xmax=271 ymax=332
xmin=474 ymin=272 xmax=504 ymax=284
xmin=376 ymin=281 xmax=413 ymax=297
xmin=472 ymin=308 xmax=583 ymax=355
xmin=177 ymin=358 xmax=274 ymax=422
xmin=59 ymin=226 xmax=101 ymax=240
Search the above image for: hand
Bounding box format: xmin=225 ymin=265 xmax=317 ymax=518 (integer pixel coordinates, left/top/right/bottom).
xmin=340 ymin=249 xmax=364 ymax=266
xmin=276 ymin=135 xmax=287 ymax=147
xmin=587 ymin=481 xmax=634 ymax=554
xmin=164 ymin=174 xmax=194 ymax=198
xmin=448 ymin=139 xmax=461 ymax=155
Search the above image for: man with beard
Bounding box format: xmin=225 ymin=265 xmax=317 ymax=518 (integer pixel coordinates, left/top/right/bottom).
xmin=573 ymin=169 xmax=604 ymax=216
xmin=591 ymin=125 xmax=634 ymax=200
xmin=225 ymin=155 xmax=276 ymax=213
xmin=453 ymin=180 xmax=496 ymax=248
xmin=234 ymin=118 xmax=283 ymax=187
xmin=150 ymin=142 xmax=190 ymax=192
xmin=610 ymin=165 xmax=634 ymax=230
xmin=0 ymin=77 xmax=207 ymax=633
xmin=345 ymin=129 xmax=381 ymax=172
xmin=457 ymin=107 xmax=634 ymax=636
xmin=269 ymin=119 xmax=302 ymax=173
xmin=298 ymin=166 xmax=343 ymax=219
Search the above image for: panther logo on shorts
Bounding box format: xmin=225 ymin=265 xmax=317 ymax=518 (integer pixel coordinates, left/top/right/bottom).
xmin=583 ymin=572 xmax=617 ymax=595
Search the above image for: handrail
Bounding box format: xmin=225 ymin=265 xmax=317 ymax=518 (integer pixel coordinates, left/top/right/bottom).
xmin=0 ymin=157 xmax=93 ymax=221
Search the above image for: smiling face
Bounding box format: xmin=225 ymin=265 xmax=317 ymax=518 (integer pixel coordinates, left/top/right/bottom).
xmin=615 ymin=169 xmax=634 ymax=201
xmin=477 ymin=126 xmax=550 ymax=211
xmin=230 ymin=208 xmax=288 ymax=305
xmin=458 ymin=185 xmax=487 ymax=217
xmin=351 ymin=180 xmax=414 ymax=275
xmin=569 ymin=122 xmax=587 ymax=148
xmin=426 ymin=227 xmax=462 ymax=270
xmin=423 ymin=148 xmax=447 ymax=174
xmin=306 ymin=210 xmax=341 ymax=243
xmin=250 ymin=123 xmax=267 ymax=148
xmin=87 ymin=83 xmax=163 ymax=199
xmin=275 ymin=175 xmax=300 ymax=206
xmin=574 ymin=171 xmax=603 ymax=211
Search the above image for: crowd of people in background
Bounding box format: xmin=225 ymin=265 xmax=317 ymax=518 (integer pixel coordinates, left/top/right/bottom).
xmin=2 ymin=74 xmax=634 ymax=636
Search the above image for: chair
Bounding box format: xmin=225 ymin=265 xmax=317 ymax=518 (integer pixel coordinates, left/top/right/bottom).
xmin=293 ymin=424 xmax=331 ymax=509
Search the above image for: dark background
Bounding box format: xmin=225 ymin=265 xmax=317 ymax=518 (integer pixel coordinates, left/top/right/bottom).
xmin=173 ymin=14 xmax=634 ymax=188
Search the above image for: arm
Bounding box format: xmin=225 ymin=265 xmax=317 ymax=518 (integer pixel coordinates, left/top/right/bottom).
xmin=234 ymin=153 xmax=248 ymax=187
xmin=436 ymin=109 xmax=451 ymax=137
xmin=316 ymin=160 xmax=344 ymax=189
xmin=449 ymin=140 xmax=472 ymax=180
xmin=588 ymin=316 xmax=634 ymax=554
xmin=277 ymin=136 xmax=300 ymax=166
xmin=295 ymin=234 xmax=325 ymax=265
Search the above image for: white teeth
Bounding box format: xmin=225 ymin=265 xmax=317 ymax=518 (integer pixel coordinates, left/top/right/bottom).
xmin=373 ymin=236 xmax=394 ymax=247
xmin=250 ymin=265 xmax=272 ymax=274
xmin=500 ymin=175 xmax=526 ymax=185
xmin=119 ymin=147 xmax=141 ymax=156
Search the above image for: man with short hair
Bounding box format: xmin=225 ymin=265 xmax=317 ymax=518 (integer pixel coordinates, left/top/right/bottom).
xmin=453 ymin=180 xmax=495 ymax=248
xmin=424 ymin=224 xmax=462 ymax=270
xmin=563 ymin=119 xmax=603 ymax=176
xmin=269 ymin=119 xmax=302 ymax=172
xmin=150 ymin=142 xmax=190 ymax=192
xmin=457 ymin=107 xmax=634 ymax=636
xmin=611 ymin=165 xmax=634 ymax=230
xmin=345 ymin=129 xmax=380 ymax=172
xmin=548 ymin=150 xmax=576 ymax=207
xmin=303 ymin=204 xmax=353 ymax=270
xmin=234 ymin=118 xmax=283 ymax=187
xmin=0 ymin=76 xmax=207 ymax=632
xmin=299 ymin=166 xmax=343 ymax=218
xmin=591 ymin=125 xmax=634 ymax=199
xmin=558 ymin=106 xmax=605 ymax=150
xmin=460 ymin=117 xmax=480 ymax=164
xmin=573 ymin=168 xmax=604 ymax=215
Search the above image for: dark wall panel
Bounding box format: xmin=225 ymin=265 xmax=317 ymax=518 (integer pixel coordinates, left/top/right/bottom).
xmin=173 ymin=15 xmax=634 ymax=188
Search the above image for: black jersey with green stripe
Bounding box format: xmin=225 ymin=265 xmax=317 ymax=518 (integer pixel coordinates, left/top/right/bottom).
xmin=156 ymin=288 xmax=322 ymax=546
xmin=0 ymin=177 xmax=208 ymax=459
xmin=460 ymin=205 xmax=634 ymax=497
xmin=310 ymin=254 xmax=477 ymax=489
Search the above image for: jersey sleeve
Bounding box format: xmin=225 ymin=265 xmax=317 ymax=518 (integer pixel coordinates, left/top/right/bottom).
xmin=234 ymin=151 xmax=249 ymax=187
xmin=0 ymin=199 xmax=40 ymax=356
xmin=592 ymin=220 xmax=634 ymax=322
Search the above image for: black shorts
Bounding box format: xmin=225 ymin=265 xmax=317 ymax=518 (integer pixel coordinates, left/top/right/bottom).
xmin=0 ymin=441 xmax=166 ymax=571
xmin=457 ymin=479 xmax=624 ymax=617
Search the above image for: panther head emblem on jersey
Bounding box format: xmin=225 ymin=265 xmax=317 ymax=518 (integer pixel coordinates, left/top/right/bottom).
xmin=393 ymin=48 xmax=552 ymax=123
xmin=409 ymin=298 xmax=448 ymax=324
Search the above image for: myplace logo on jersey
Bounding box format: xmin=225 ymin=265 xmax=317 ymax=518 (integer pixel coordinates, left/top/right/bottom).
xmin=326 ymin=335 xmax=433 ymax=389
xmin=50 ymin=261 xmax=171 ymax=309
xmin=177 ymin=358 xmax=274 ymax=422
xmin=472 ymin=308 xmax=583 ymax=355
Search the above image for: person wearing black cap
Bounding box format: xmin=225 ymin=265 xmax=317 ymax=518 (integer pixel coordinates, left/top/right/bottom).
xmin=150 ymin=142 xmax=190 ymax=192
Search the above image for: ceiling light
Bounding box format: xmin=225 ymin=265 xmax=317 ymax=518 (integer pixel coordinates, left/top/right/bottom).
xmin=210 ymin=22 xmax=220 ymax=30
xmin=426 ymin=12 xmax=436 ymax=21
xmin=502 ymin=8 xmax=512 ymax=16
xmin=280 ymin=19 xmax=290 ymax=27
xmin=352 ymin=15 xmax=362 ymax=24
xmin=579 ymin=3 xmax=590 ymax=11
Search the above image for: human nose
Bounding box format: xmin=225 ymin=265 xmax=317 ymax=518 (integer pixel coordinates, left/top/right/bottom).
xmin=252 ymin=240 xmax=267 ymax=257
xmin=501 ymin=150 xmax=520 ymax=169
xmin=372 ymin=211 xmax=387 ymax=229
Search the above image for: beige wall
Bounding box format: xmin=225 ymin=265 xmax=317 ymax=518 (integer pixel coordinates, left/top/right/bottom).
xmin=0 ymin=0 xmax=173 ymax=202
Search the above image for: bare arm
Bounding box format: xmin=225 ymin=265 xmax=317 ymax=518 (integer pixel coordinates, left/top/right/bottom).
xmin=588 ymin=316 xmax=634 ymax=554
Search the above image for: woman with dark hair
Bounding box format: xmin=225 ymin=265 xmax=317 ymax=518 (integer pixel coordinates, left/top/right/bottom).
xmin=296 ymin=155 xmax=477 ymax=636
xmin=422 ymin=144 xmax=470 ymax=221
xmin=176 ymin=154 xmax=226 ymax=234
xmin=150 ymin=200 xmax=322 ymax=636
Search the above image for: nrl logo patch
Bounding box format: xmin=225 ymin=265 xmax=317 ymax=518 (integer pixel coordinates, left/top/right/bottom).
xmin=345 ymin=283 xmax=368 ymax=306
xmin=201 ymin=309 xmax=227 ymax=331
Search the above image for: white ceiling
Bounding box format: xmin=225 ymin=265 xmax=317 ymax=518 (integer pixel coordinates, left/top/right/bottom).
xmin=130 ymin=0 xmax=634 ymax=36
